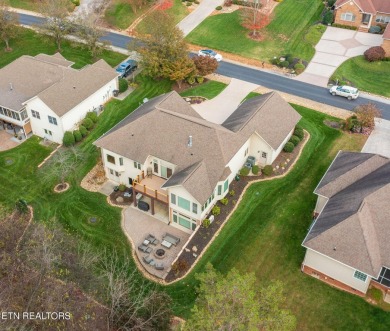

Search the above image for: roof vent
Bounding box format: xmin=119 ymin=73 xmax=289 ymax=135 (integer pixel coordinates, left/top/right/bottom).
xmin=333 ymin=247 xmax=336 ymax=251
xmin=9 ymin=83 xmax=13 ymax=91
xmin=188 ymin=135 xmax=192 ymax=147
xmin=73 ymin=86 xmax=76 ymax=89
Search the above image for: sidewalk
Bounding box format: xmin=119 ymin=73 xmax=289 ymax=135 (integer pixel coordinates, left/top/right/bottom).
xmin=177 ymin=0 xmax=224 ymax=36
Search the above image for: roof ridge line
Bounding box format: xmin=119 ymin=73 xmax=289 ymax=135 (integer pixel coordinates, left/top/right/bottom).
xmin=235 ymin=92 xmax=274 ymax=133
xmin=181 ymin=161 xmax=205 ymax=185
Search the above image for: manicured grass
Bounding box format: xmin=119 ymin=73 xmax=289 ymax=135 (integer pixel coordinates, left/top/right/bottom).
xmin=8 ymin=0 xmax=42 ymax=11
xmin=136 ymin=0 xmax=189 ymax=34
xmin=186 ymin=0 xmax=324 ymax=62
xmin=166 ymin=105 xmax=390 ymax=330
xmin=331 ymin=56 xmax=390 ymax=97
xmin=179 ymin=80 xmax=227 ymax=99
xmin=104 ymin=0 xmax=150 ymax=30
xmin=0 ymin=28 xmax=126 ymax=69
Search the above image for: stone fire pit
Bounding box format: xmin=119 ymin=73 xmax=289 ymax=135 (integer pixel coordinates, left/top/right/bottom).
xmin=154 ymin=248 xmax=166 ymax=259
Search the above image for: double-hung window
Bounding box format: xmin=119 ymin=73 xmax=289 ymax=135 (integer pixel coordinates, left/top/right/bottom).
xmin=48 ymin=115 xmax=57 ymax=125
xmin=32 ymin=110 xmax=41 ymax=119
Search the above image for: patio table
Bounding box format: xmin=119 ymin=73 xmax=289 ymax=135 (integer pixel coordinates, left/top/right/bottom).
xmin=161 ymin=240 xmax=172 ymax=249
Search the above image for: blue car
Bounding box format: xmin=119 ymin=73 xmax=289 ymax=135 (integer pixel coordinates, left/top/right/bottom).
xmin=116 ymin=59 xmax=138 ymax=78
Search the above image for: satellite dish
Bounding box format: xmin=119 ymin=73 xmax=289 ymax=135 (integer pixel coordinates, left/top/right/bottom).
xmin=143 ymin=98 xmax=149 ymax=103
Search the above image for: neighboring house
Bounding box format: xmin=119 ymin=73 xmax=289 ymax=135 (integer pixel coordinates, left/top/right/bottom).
xmin=95 ymin=91 xmax=301 ymax=234
xmin=334 ymin=0 xmax=390 ymax=31
xmin=0 ymin=53 xmax=118 ymax=144
xmin=302 ymin=151 xmax=390 ymax=296
xmin=382 ymin=23 xmax=390 ymax=56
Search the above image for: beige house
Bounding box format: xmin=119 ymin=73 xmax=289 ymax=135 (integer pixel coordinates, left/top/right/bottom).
xmin=0 ymin=53 xmax=118 ymax=143
xmin=334 ymin=0 xmax=390 ymax=31
xmin=95 ymin=91 xmax=301 ymax=234
xmin=302 ymin=151 xmax=390 ymax=296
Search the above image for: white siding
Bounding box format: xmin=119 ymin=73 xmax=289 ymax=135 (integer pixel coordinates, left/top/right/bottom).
xmin=26 ymin=98 xmax=64 ymax=144
xmin=101 ymin=148 xmax=143 ymax=185
xmin=169 ymin=186 xmax=201 ymax=221
xmin=303 ymin=249 xmax=371 ymax=293
xmin=61 ymin=78 xmax=118 ymax=132
xmin=271 ymin=128 xmax=295 ymax=163
xmin=227 ymin=138 xmax=251 ymax=181
xmin=248 ymin=132 xmax=274 ymax=166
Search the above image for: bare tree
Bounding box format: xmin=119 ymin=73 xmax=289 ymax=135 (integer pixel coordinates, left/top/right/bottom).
xmin=75 ymin=0 xmax=109 ymax=58
xmin=0 ymin=1 xmax=19 ymax=51
xmin=39 ymin=0 xmax=72 ymax=51
xmin=40 ymin=147 xmax=85 ymax=187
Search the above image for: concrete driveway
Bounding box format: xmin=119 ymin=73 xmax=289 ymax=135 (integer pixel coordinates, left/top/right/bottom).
xmin=177 ymin=0 xmax=224 ymax=36
xmin=362 ymin=118 xmax=390 ymax=158
xmin=296 ymin=27 xmax=383 ymax=87
xmin=191 ymin=78 xmax=258 ymax=124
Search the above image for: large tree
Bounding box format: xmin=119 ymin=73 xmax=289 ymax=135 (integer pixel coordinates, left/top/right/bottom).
xmin=355 ymin=103 xmax=382 ymax=129
xmin=39 ymin=0 xmax=72 ymax=51
xmin=135 ymin=11 xmax=193 ymax=85
xmin=193 ymin=55 xmax=218 ymax=76
xmin=185 ymin=263 xmax=296 ymax=331
xmin=0 ymin=1 xmax=19 ymax=51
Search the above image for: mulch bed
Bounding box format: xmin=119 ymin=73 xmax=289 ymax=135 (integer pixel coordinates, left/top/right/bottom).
xmin=165 ymin=132 xmax=307 ymax=282
xmin=109 ymin=189 xmax=134 ymax=206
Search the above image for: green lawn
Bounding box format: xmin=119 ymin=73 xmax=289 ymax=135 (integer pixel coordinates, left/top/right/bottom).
xmin=331 ymin=56 xmax=390 ymax=97
xmin=186 ymin=0 xmax=324 ymax=62
xmin=136 ymin=0 xmax=189 ymax=34
xmin=179 ymin=80 xmax=227 ymax=99
xmin=0 ymin=28 xmax=126 ymax=69
xmin=8 ymin=0 xmax=74 ymax=12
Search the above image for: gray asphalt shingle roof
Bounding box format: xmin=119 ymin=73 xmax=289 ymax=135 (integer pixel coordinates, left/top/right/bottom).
xmin=304 ymin=151 xmax=390 ymax=277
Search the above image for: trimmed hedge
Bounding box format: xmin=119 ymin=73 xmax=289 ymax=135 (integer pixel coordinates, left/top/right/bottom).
xmin=220 ymin=198 xmax=229 ymax=205
xmin=262 ymin=165 xmax=273 ymax=176
xmin=86 ymin=111 xmax=98 ymax=123
xmin=79 ymin=125 xmax=88 ymax=137
xmin=332 ymin=23 xmax=357 ymax=30
xmin=290 ymin=135 xmax=300 ymax=146
xmin=283 ymin=142 xmax=294 ymax=153
xmin=82 ymin=118 xmax=94 ymax=130
xmin=119 ymin=78 xmax=128 ymax=93
xmin=212 ymin=205 xmax=221 ymax=215
xmin=252 ymin=165 xmax=259 ymax=175
xmin=294 ymin=63 xmax=305 ymax=74
xmin=294 ymin=128 xmax=304 ymax=140
xmin=364 ymin=46 xmax=385 ymax=62
xmin=73 ymin=130 xmax=82 ymax=142
xmin=240 ymin=167 xmax=250 ymax=176
xmin=63 ymin=131 xmax=75 ymax=147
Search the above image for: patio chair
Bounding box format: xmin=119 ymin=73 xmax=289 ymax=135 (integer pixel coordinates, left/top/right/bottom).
xmin=138 ymin=245 xmax=152 ymax=253
xmin=145 ymin=234 xmax=155 ymax=242
xmin=155 ymin=262 xmax=164 ymax=270
xmin=162 ymin=233 xmax=180 ymax=246
xmin=150 ymin=238 xmax=159 ymax=246
xmin=143 ymin=255 xmax=153 ymax=264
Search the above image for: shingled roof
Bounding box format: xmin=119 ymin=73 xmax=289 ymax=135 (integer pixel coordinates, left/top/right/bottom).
xmin=0 ymin=54 xmax=117 ymax=116
xmin=335 ymin=0 xmax=390 ymax=14
xmin=303 ymin=151 xmax=390 ymax=277
xmin=95 ymin=91 xmax=300 ymax=204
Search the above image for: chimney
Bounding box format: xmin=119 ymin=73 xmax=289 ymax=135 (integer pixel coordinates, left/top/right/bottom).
xmin=9 ymin=83 xmax=13 ymax=91
xmin=188 ymin=135 xmax=192 ymax=147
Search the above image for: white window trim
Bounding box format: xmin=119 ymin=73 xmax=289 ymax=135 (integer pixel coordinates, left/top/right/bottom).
xmin=341 ymin=12 xmax=356 ymax=22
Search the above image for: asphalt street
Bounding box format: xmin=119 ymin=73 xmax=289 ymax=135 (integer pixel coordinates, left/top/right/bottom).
xmin=18 ymin=13 xmax=390 ymax=119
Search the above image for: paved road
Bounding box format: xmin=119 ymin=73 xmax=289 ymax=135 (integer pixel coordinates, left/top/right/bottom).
xmin=17 ymin=13 xmax=390 ymax=119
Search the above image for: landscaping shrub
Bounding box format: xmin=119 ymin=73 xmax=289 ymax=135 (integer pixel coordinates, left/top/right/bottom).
xmin=364 ymin=46 xmax=385 ymax=62
xmin=172 ymin=259 xmax=189 ymax=275
xmin=224 ymin=0 xmax=232 ymax=6
xmin=73 ymin=130 xmax=82 ymax=142
xmin=270 ymin=57 xmax=280 ymax=66
xmin=252 ymin=165 xmax=259 ymax=175
xmin=186 ymin=2 xmax=192 ymax=6
xmin=368 ymin=26 xmax=381 ymax=34
xmin=295 ymin=124 xmax=303 ymax=131
xmin=370 ymin=288 xmax=383 ymax=302
xmin=182 ymin=0 xmax=186 ymax=2
xmin=187 ymin=76 xmax=196 ymax=84
xmin=294 ymin=63 xmax=305 ymax=74
xmin=71 ymin=0 xmax=80 ymax=5
xmin=196 ymin=76 xmax=204 ymax=84
xmin=79 ymin=125 xmax=88 ymax=137
xmin=212 ymin=205 xmax=221 ymax=216
xmin=63 ymin=131 xmax=75 ymax=147
xmin=332 ymin=23 xmax=357 ymax=30
xmin=294 ymin=127 xmax=304 ymax=140
xmin=280 ymin=60 xmax=289 ymax=68
xmin=240 ymin=167 xmax=250 ymax=176
xmin=322 ymin=10 xmax=334 ymax=25
xmin=15 ymin=199 xmax=28 ymax=214
xmin=202 ymin=218 xmax=211 ymax=228
xmin=86 ymin=111 xmax=98 ymax=123
xmin=229 ymin=190 xmax=235 ymax=196
xmin=344 ymin=115 xmax=360 ymax=131
xmin=286 ymin=55 xmax=294 ymax=64
xmin=193 ymin=55 xmax=218 ymax=76
xmin=119 ymin=78 xmax=128 ymax=93
xmin=194 ymin=0 xmax=199 ymax=3
xmin=118 ymin=184 xmax=126 ymax=192
xmin=283 ymin=142 xmax=294 ymax=153
xmin=220 ymin=198 xmax=229 ymax=205
xmin=216 ymin=5 xmax=222 ymax=10
xmin=290 ymin=135 xmax=300 ymax=146
xmin=82 ymin=118 xmax=94 ymax=130
xmin=262 ymin=165 xmax=273 ymax=176
xmin=327 ymin=0 xmax=336 ymax=6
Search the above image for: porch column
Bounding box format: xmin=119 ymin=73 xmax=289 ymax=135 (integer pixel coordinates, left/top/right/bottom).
xmin=151 ymin=198 xmax=155 ymax=215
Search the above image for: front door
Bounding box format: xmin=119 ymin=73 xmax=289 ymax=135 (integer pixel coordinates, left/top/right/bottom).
xmin=362 ymin=13 xmax=370 ymax=25
xmin=161 ymin=166 xmax=173 ymax=179
xmin=153 ymin=159 xmax=159 ymax=174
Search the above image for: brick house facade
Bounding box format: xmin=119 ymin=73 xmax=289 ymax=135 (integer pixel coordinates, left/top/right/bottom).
xmin=382 ymin=24 xmax=390 ymax=56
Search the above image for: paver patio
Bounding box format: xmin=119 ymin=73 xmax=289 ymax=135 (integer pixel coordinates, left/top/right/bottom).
xmin=0 ymin=130 xmax=20 ymax=151
xmin=123 ymin=206 xmax=190 ymax=279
